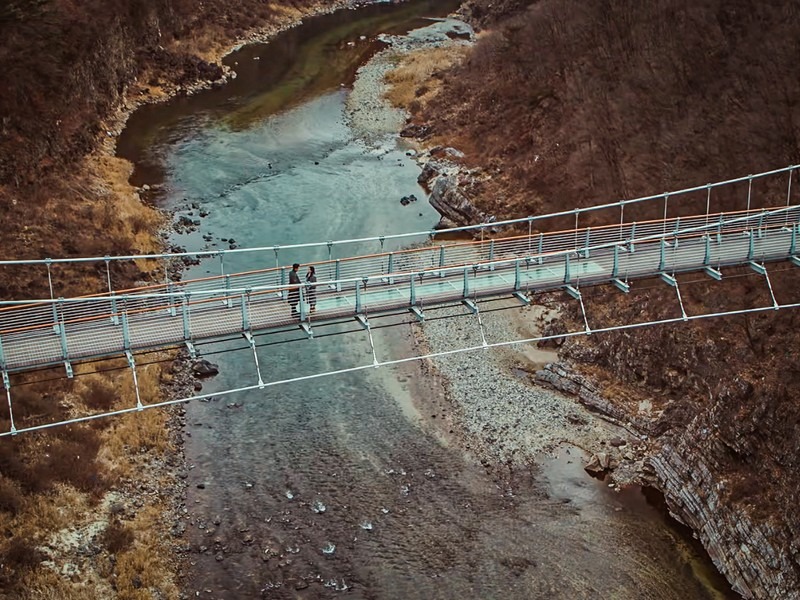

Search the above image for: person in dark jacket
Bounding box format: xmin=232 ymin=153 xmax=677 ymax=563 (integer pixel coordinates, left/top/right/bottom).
xmin=305 ymin=265 xmax=317 ymax=313
xmin=289 ymin=263 xmax=301 ymax=318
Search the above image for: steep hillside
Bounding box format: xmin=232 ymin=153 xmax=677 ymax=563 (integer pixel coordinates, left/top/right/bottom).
xmin=415 ymin=0 xmax=800 ymax=596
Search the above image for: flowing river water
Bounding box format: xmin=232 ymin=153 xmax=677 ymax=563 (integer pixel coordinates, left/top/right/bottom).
xmin=117 ymin=2 xmax=736 ymax=598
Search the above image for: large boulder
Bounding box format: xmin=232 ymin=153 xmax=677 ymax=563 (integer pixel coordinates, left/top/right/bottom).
xmin=191 ymin=359 xmax=219 ymax=377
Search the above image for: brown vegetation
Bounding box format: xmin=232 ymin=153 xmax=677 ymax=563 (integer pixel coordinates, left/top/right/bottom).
xmin=422 ymin=1 xmax=800 ymax=218
xmin=410 ymin=0 xmax=800 ymax=592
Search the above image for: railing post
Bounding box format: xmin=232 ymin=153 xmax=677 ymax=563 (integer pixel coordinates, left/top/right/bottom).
xmin=0 ymin=333 xmax=6 ymax=374
xmin=537 ymin=233 xmax=544 ymax=264
xmin=658 ymin=239 xmax=667 ymax=271
xmin=181 ymin=291 xmax=192 ymax=342
xmin=46 ymin=259 xmax=60 ymax=334
xmin=121 ymin=308 xmax=131 ymax=352
xmin=673 ymin=217 xmax=681 ymax=249
xmin=166 ymin=282 xmax=177 ymax=317
xmin=280 ymin=267 xmax=288 ymax=300
xmin=410 ymin=275 xmax=417 ymax=305
xmin=704 ymin=235 xmax=711 ymax=265
xmin=791 ymin=223 xmax=797 ymax=256
xmin=748 ymin=231 xmax=755 ymax=260
xmin=488 ymin=239 xmax=495 ymax=270
xmin=105 ymin=256 xmax=119 ymax=325
xmin=612 ymin=245 xmax=619 ymax=278
xmin=629 ymin=223 xmax=637 ymax=253
xmin=387 ymin=252 xmax=394 ymax=283
xmin=241 ymin=292 xmax=250 ymax=331
xmin=334 ymin=259 xmax=341 ymax=291
xmin=514 ymin=259 xmax=521 ymax=290
xmin=299 ymin=285 xmax=307 ymax=322
xmin=563 ymin=254 xmax=571 ymax=283
xmin=757 ymin=209 xmax=765 ymax=239
xmin=439 ymin=245 xmax=446 ymax=277
xmin=583 ymin=227 xmax=591 ymax=258
xmin=355 ymin=279 xmax=363 ymax=313
xmin=224 ymin=274 xmax=232 ymax=307
xmin=462 ymin=267 xmax=470 ymax=298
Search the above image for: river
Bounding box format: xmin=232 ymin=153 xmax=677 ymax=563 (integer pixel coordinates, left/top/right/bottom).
xmin=117 ymin=1 xmax=736 ymax=598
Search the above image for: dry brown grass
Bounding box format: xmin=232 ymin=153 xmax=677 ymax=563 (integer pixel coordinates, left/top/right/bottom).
xmin=0 ymin=351 xmax=178 ymax=597
xmin=384 ymin=45 xmax=470 ymax=114
xmin=114 ymin=506 xmax=180 ymax=600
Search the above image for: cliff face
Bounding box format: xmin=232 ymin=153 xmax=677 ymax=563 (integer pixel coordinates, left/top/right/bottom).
xmin=416 ymin=0 xmax=800 ymax=597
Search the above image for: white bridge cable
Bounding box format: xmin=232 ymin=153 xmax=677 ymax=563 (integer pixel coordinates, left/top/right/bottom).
xmin=0 ymin=165 xmax=796 ymax=271
xmin=4 ymin=296 xmax=800 ymax=437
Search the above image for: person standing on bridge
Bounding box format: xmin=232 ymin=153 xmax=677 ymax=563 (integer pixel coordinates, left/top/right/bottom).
xmin=289 ymin=263 xmax=301 ymax=319
xmin=305 ymin=265 xmax=317 ymax=314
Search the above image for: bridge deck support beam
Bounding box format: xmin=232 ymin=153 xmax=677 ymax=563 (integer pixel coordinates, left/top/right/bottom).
xmin=791 ymin=255 xmax=800 ymax=268
xmin=704 ymin=266 xmax=723 ymax=281
xmin=512 ymin=291 xmax=531 ymax=305
xmin=612 ymin=279 xmax=630 ymax=293
xmin=659 ymin=273 xmax=677 ymax=287
xmin=409 ymin=306 xmax=425 ymax=322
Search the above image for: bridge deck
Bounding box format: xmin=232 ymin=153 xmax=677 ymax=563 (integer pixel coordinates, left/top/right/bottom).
xmin=1 ymin=207 xmax=798 ymax=375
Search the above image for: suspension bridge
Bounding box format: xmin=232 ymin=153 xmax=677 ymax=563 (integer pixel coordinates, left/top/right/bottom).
xmin=2 ymin=165 xmax=800 ymax=435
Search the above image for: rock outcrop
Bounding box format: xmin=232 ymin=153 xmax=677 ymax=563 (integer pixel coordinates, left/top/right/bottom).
xmin=420 ymin=156 xmax=489 ymax=228
xmin=652 ymin=441 xmax=800 ymax=599
xmin=537 ymin=360 xmax=800 ymax=599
